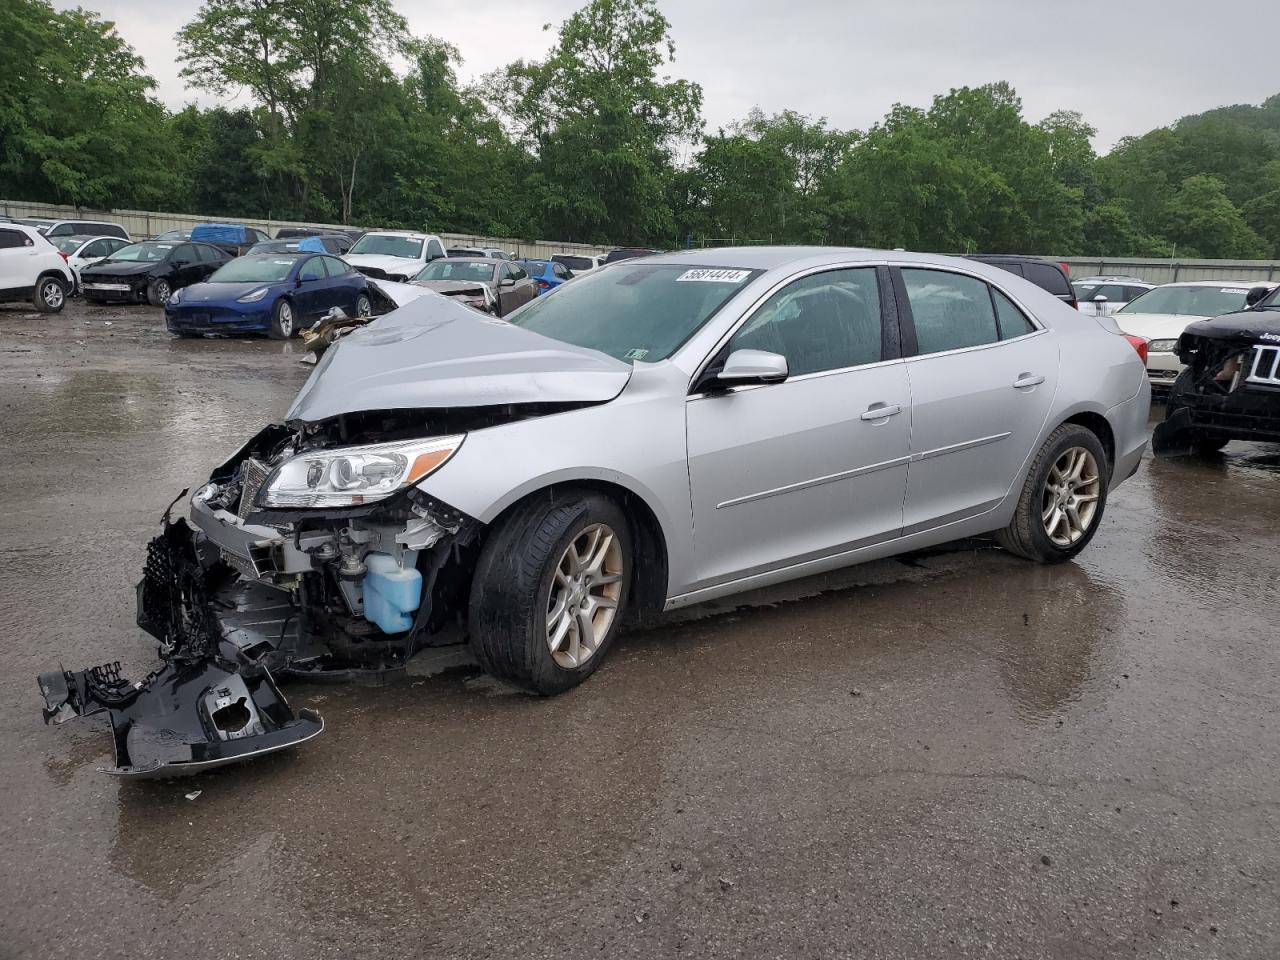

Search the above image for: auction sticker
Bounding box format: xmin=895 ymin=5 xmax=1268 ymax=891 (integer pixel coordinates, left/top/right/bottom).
xmin=676 ymin=269 xmax=751 ymax=283
xmin=1221 ymin=288 xmax=1250 ymax=294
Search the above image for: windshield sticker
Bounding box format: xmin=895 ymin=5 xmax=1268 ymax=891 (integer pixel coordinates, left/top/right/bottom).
xmin=624 ymin=348 xmax=650 ymax=360
xmin=1221 ymin=288 xmax=1250 ymax=294
xmin=675 ymin=268 xmax=751 ymax=284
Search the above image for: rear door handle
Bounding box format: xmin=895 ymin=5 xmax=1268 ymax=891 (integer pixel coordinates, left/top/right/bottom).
xmin=1013 ymin=374 xmax=1045 ymax=389
xmin=860 ymin=402 xmax=902 ymax=421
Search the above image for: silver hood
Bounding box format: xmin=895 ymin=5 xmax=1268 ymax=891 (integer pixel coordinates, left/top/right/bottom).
xmin=286 ymin=292 xmax=632 ymax=422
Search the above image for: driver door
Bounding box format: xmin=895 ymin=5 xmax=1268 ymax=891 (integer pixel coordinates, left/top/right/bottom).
xmin=685 ymin=266 xmax=912 ymax=590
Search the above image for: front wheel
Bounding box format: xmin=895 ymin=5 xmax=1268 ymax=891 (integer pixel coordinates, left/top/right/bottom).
xmin=355 ymin=293 xmax=372 ymax=317
xmin=469 ymin=491 xmax=632 ymax=695
xmin=147 ymin=278 xmax=172 ymax=307
xmin=268 ymin=298 xmax=295 ymax=340
xmin=33 ymin=275 xmax=67 ymax=313
xmin=996 ymin=424 xmax=1109 ymax=564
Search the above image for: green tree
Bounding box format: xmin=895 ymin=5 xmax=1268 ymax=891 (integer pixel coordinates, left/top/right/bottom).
xmin=1162 ymin=175 xmax=1264 ymax=259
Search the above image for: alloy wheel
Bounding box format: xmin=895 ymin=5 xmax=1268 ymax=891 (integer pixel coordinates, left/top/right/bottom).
xmin=545 ymin=523 xmax=624 ymax=669
xmin=154 ymin=280 xmax=171 ymax=302
xmin=1041 ymin=446 xmax=1101 ymax=547
xmin=42 ymin=280 xmax=64 ymax=310
xmin=278 ymin=302 xmax=293 ymax=337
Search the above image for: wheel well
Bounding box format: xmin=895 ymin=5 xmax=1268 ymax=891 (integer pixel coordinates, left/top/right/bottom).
xmin=36 ymin=270 xmax=67 ymax=288
xmin=488 ymin=481 xmax=670 ymax=618
xmin=1063 ymin=412 xmax=1115 ymax=475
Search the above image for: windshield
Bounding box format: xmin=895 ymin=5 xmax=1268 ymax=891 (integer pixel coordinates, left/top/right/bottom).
xmin=52 ymin=237 xmax=83 ymax=253
xmin=209 ymin=256 xmax=300 ymax=282
xmin=508 ymin=263 xmax=757 ymax=362
xmin=349 ymin=234 xmax=423 ymax=258
xmin=414 ymin=260 xmax=495 ymax=283
xmin=1119 ymin=285 xmax=1256 ymax=317
xmin=155 ymin=230 xmax=189 ymax=241
xmin=106 ymin=242 xmax=174 ymax=262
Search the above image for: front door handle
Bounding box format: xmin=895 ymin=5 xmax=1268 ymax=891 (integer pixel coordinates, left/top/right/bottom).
xmin=1013 ymin=374 xmax=1045 ymax=389
xmin=860 ymin=402 xmax=902 ymax=421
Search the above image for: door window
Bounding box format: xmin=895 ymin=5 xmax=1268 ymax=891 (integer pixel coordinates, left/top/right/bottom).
xmin=901 ymin=269 xmax=1001 ymax=354
xmin=83 ymin=240 xmax=108 ymax=258
xmin=729 ymin=268 xmax=883 ymax=376
xmin=172 ymin=244 xmax=197 ymax=263
xmin=991 ymin=288 xmax=1037 ymax=338
xmin=320 ymin=256 xmax=349 ymax=277
xmin=299 ymin=257 xmax=327 ymax=281
xmin=509 ymin=263 xmax=527 ymax=281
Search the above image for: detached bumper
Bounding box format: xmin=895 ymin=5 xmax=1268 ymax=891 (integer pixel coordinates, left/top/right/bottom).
xmin=37 ymin=518 xmax=323 ymax=778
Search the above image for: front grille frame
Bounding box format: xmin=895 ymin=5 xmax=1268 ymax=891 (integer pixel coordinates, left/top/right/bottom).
xmin=1246 ymin=345 xmax=1280 ymax=387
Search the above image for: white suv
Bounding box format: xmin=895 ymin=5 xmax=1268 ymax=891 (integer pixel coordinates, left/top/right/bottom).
xmin=0 ymin=223 xmax=75 ymax=312
xmin=344 ymin=231 xmax=447 ymax=282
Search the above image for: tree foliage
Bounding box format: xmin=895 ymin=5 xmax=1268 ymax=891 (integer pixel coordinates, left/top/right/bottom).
xmin=4 ymin=0 xmax=1280 ymax=259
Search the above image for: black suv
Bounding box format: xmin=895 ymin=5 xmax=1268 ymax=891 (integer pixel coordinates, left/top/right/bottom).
xmin=967 ymin=255 xmax=1077 ymax=309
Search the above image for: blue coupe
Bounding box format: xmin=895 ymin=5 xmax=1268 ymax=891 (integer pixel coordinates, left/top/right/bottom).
xmin=164 ymin=252 xmax=372 ymax=339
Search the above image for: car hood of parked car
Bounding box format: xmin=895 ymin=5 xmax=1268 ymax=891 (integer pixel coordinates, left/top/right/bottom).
xmin=81 ymin=261 xmax=157 ymax=278
xmin=344 ymin=254 xmax=423 ymax=275
xmin=286 ymin=293 xmax=632 ymax=423
xmin=1114 ymin=312 xmax=1214 ymax=342
xmin=1181 ymin=308 xmax=1280 ymax=343
xmin=177 ymin=281 xmax=283 ymax=304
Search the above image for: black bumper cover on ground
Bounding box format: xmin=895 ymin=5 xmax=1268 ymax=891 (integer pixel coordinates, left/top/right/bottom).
xmin=37 ymin=517 xmax=323 ymax=778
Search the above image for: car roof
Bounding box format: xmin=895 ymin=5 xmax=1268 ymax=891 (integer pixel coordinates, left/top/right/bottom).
xmin=1153 ymin=279 xmax=1277 ymax=288
xmin=367 ymin=230 xmax=435 ymax=239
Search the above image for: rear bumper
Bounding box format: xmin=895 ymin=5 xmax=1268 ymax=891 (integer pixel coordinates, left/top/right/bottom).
xmin=1107 ymin=377 xmax=1152 ymax=488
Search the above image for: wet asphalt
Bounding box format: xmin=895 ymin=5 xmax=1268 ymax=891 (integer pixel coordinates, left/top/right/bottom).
xmin=1 ymin=299 xmax=1279 ymax=960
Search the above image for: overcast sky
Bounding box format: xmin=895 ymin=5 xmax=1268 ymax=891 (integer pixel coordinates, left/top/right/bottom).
xmin=60 ymin=0 xmax=1280 ymax=153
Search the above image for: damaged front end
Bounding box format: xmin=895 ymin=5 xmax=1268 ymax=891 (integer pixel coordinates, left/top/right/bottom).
xmin=1153 ymin=312 xmax=1280 ymax=457
xmin=39 ymin=516 xmax=324 ymax=778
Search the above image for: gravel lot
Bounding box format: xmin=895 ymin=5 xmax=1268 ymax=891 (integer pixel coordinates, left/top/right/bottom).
xmin=2 ymin=298 xmax=1279 ymax=960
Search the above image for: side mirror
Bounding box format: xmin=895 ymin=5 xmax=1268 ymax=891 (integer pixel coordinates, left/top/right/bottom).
xmin=717 ymin=349 xmax=789 ymax=387
xmin=500 ymin=278 xmax=515 ymax=287
xmin=1092 ymin=294 xmax=1108 ymax=302
xmin=1246 ymin=285 xmax=1270 ymax=307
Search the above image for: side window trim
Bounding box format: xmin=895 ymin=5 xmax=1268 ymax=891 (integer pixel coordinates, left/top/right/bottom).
xmin=891 ymin=264 xmax=1045 ymax=359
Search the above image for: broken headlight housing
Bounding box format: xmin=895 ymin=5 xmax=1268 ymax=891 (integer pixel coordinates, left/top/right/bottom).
xmin=258 ymin=435 xmax=464 ymax=508
xmin=1149 ymin=339 xmax=1179 ymax=353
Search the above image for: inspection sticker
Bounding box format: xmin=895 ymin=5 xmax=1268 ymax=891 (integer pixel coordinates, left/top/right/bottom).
xmin=1221 ymin=288 xmax=1250 ymax=294
xmin=675 ymin=268 xmax=751 ymax=283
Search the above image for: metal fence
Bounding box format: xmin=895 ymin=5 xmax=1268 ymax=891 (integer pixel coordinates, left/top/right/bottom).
xmin=0 ymin=199 xmax=613 ymax=261
xmin=1060 ymin=257 xmax=1280 ymax=284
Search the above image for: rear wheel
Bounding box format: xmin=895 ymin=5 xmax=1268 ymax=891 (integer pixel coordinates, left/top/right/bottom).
xmin=147 ymin=278 xmax=172 ymax=307
xmin=268 ymin=298 xmax=295 ymax=340
xmin=469 ymin=491 xmax=631 ymax=695
xmin=996 ymin=424 xmax=1109 ymax=564
xmin=33 ymin=275 xmax=67 ymax=313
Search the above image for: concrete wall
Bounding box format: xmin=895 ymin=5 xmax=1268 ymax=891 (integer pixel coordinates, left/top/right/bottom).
xmin=0 ymin=199 xmax=613 ymax=261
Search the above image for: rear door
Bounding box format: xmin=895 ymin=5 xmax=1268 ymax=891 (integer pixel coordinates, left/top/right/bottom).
xmin=685 ymin=266 xmax=911 ymax=589
xmin=894 ymin=266 xmax=1060 ymax=533
xmin=320 ymin=256 xmax=358 ymax=313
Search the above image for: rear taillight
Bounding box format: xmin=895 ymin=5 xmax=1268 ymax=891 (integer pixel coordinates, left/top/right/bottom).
xmin=537 ymin=280 xmax=550 ymax=290
xmin=1059 ymin=262 xmax=1071 ymax=277
xmin=1124 ymin=334 xmax=1149 ymax=364
xmin=57 ymin=251 xmax=68 ymax=262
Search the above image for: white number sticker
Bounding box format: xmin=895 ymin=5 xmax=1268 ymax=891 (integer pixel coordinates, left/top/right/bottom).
xmin=675 ymin=269 xmax=751 ymax=284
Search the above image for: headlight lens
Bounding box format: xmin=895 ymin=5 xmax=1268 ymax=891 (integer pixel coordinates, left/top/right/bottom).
xmin=168 ymin=289 xmax=182 ymax=305
xmin=1148 ymin=339 xmax=1178 ymax=353
xmin=237 ymin=287 xmax=270 ymax=303
xmin=257 ymin=435 xmax=464 ymax=508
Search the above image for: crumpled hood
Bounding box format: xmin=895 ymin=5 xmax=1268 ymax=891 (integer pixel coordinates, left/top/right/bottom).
xmin=1114 ymin=312 xmax=1210 ymax=342
xmin=286 ymin=293 xmax=632 ymax=422
xmin=81 ymin=261 xmax=155 ymax=279
xmin=1182 ymin=309 xmax=1280 ymax=343
xmin=345 ymin=253 xmax=423 ymax=277
xmin=415 ymin=279 xmax=493 ymax=296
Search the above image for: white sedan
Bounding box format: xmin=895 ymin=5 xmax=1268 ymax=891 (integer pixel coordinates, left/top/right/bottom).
xmin=1114 ymin=280 xmax=1276 ymax=388
xmin=49 ymin=235 xmax=130 ymax=293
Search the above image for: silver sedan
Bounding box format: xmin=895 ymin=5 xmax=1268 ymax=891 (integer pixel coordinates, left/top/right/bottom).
xmin=41 ymin=247 xmax=1151 ymax=775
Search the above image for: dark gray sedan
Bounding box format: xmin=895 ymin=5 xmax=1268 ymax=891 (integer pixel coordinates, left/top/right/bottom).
xmin=410 ymin=257 xmax=537 ymax=317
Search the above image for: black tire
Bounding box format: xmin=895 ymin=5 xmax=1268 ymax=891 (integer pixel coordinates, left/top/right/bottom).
xmin=33 ymin=275 xmax=67 ymax=313
xmin=147 ymin=277 xmax=172 ymax=307
xmin=469 ymin=491 xmax=632 ymax=695
xmin=996 ymin=423 xmax=1110 ymax=564
xmin=1191 ymin=437 xmax=1230 ymax=455
xmin=268 ymin=298 xmax=295 ymax=340
xmin=355 ymin=293 xmax=372 ymax=317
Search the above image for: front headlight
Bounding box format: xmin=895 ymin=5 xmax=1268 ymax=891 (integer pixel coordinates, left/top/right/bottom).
xmin=1149 ymin=339 xmax=1178 ymax=353
xmin=257 ymin=435 xmax=465 ymax=509
xmin=237 ymin=287 xmax=270 ymax=303
xmin=168 ymin=289 xmax=182 ymax=305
